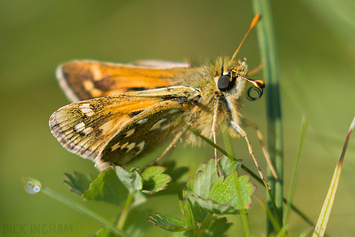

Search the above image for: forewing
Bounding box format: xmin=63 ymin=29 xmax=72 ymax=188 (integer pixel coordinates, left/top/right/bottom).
xmin=56 ymin=60 xmax=196 ymax=102
xmin=131 ymin=60 xmax=192 ymax=68
xmin=98 ymin=99 xmax=189 ymax=165
xmin=49 ymin=86 xmax=200 ymax=165
xmin=49 ymin=95 xmax=161 ymax=160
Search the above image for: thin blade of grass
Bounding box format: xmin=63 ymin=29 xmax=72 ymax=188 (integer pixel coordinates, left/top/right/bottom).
xmin=254 ymin=194 xmax=282 ymax=232
xmin=284 ymin=115 xmax=308 ymax=223
xmin=312 ymin=117 xmax=355 ymax=237
xmin=185 ymin=125 xmax=235 ymax=161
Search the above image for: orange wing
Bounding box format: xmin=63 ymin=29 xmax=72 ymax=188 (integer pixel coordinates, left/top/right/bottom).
xmin=49 ymin=86 xmax=200 ymax=166
xmin=56 ymin=60 xmax=196 ymax=102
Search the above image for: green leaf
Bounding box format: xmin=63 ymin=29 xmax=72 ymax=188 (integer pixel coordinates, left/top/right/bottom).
xmin=148 ymin=213 xmax=190 ymax=232
xmin=193 ymin=156 xmax=240 ymax=199
xmin=194 ymin=158 xmax=219 ymax=199
xmin=146 ymin=161 xmax=188 ymax=196
xmin=191 ymin=193 xmax=239 ymax=215
xmin=202 ymin=217 xmax=232 ymax=237
xmin=183 ymin=189 xmax=208 ymax=223
xmin=208 ymin=172 xmax=255 ymax=210
xmin=183 ymin=157 xmax=243 ymax=220
xmin=63 ymin=171 xmax=96 ymax=195
xmin=183 ymin=196 xmax=197 ymax=229
xmin=141 ymin=166 xmax=171 ymax=194
xmin=115 ymin=166 xmax=142 ymax=192
xmin=187 ymin=172 xmax=255 ymax=215
xmin=186 ymin=178 xmax=194 ymax=191
xmin=218 ymin=156 xmax=241 ymax=176
xmin=82 ymin=168 xmax=128 ymax=206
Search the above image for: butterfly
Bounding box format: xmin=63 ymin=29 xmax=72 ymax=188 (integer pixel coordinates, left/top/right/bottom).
xmin=49 ymin=14 xmax=273 ymax=183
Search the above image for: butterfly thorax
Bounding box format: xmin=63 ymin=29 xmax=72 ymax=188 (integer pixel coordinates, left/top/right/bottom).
xmin=180 ymin=56 xmax=248 ymax=144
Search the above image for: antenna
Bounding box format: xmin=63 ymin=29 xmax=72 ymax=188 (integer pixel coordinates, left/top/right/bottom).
xmin=231 ymin=14 xmax=260 ymax=61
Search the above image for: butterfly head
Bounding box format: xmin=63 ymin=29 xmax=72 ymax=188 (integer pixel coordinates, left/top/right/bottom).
xmin=215 ymin=58 xmax=264 ymax=101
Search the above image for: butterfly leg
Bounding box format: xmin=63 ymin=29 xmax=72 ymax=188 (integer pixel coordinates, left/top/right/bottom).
xmin=242 ymin=118 xmax=279 ymax=180
xmin=211 ymin=95 xmax=221 ymax=176
xmin=231 ymin=120 xmax=270 ymax=189
xmin=145 ymin=128 xmax=186 ymax=168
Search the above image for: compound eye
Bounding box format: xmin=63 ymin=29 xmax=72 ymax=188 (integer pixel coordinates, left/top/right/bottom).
xmin=217 ymin=75 xmax=233 ymax=91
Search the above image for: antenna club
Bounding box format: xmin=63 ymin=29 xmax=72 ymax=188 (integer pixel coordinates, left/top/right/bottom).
xmin=251 ymin=14 xmax=261 ymax=28
xmin=255 ymin=80 xmax=265 ymax=88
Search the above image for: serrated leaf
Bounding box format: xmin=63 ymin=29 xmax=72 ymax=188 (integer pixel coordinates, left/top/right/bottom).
xmin=115 ymin=166 xmax=142 ymax=192
xmin=63 ymin=171 xmax=96 ymax=195
xmin=183 ymin=196 xmax=197 ymax=229
xmin=192 ymin=194 xmax=239 ymax=215
xmin=194 ymin=159 xmax=219 ymax=199
xmin=208 ymin=172 xmax=255 ymax=210
xmin=183 ymin=157 xmax=241 ymax=221
xmin=148 ymin=213 xmax=190 ymax=232
xmin=183 ymin=189 xmax=208 ymax=223
xmin=202 ymin=217 xmax=231 ymax=237
xmin=141 ymin=166 xmax=171 ymax=194
xmin=186 ymin=171 xmax=255 ymax=215
xmin=82 ymin=168 xmax=128 ymax=206
xmin=178 ymin=191 xmax=185 ymax=217
xmin=186 ymin=178 xmax=194 ymax=190
xmin=196 ymin=162 xmax=207 ymax=174
xmin=218 ymin=156 xmax=241 ymax=176
xmin=147 ymin=161 xmax=188 ymax=196
xmin=193 ymin=156 xmax=240 ymax=199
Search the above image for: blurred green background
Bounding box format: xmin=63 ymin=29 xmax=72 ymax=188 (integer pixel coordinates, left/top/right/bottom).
xmin=1 ymin=0 xmax=355 ymax=236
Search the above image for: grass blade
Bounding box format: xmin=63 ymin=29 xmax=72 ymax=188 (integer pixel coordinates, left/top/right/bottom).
xmin=312 ymin=117 xmax=355 ymax=237
xmin=251 ymin=0 xmax=284 ymax=233
xmin=284 ymin=115 xmax=308 ymax=223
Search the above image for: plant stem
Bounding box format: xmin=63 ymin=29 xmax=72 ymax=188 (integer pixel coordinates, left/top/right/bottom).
xmin=117 ymin=191 xmax=133 ymax=230
xmin=240 ymin=210 xmax=251 ymax=236
xmin=251 ymin=0 xmax=284 ymax=234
